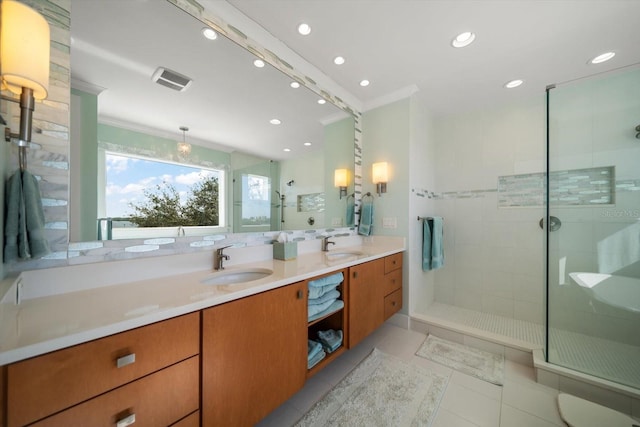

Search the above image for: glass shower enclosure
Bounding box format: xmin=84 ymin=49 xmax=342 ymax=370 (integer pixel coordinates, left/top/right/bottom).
xmin=546 ymin=66 xmax=640 ymax=389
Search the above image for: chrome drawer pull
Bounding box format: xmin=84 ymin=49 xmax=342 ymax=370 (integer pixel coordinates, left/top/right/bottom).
xmin=116 ymin=353 xmax=136 ymax=368
xmin=116 ymin=413 xmax=136 ymax=427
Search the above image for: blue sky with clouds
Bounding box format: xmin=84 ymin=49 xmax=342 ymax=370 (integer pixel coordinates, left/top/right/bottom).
xmin=105 ymin=153 xmax=218 ymax=217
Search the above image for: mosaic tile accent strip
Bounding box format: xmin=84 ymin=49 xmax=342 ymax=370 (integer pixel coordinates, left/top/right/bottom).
xmin=498 ymin=166 xmax=615 ymax=207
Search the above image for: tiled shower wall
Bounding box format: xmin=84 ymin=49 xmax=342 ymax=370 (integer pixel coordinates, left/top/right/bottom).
xmin=430 ymin=97 xmax=547 ymax=324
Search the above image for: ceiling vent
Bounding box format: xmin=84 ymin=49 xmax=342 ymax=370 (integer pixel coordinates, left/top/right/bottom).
xmin=151 ymin=67 xmax=193 ymax=92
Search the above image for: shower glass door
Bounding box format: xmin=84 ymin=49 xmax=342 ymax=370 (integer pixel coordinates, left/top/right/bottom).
xmin=546 ymin=67 xmax=640 ymax=388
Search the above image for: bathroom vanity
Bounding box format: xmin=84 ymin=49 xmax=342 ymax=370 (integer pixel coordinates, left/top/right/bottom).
xmin=0 ymin=236 xmax=404 ymax=426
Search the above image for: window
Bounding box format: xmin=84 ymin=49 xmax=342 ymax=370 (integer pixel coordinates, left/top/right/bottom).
xmin=99 ymin=151 xmax=225 ymax=238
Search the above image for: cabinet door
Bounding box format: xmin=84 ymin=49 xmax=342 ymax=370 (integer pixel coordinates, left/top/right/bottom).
xmin=348 ymin=258 xmax=385 ymax=347
xmin=202 ymin=282 xmax=307 ymax=427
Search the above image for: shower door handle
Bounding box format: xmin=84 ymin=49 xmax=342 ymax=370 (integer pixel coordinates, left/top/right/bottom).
xmin=539 ymin=216 xmax=561 ymax=231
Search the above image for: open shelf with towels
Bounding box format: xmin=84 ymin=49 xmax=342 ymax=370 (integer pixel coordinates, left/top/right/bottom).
xmin=305 ymin=268 xmax=348 ymax=378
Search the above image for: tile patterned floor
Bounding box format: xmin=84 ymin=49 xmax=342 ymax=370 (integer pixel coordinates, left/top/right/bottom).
xmin=257 ymin=323 xmax=567 ymax=426
xmin=425 ymin=303 xmax=640 ymax=389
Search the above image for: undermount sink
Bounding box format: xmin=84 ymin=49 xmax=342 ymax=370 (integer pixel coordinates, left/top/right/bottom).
xmin=325 ymin=251 xmax=364 ymax=260
xmin=201 ymin=268 xmax=273 ymax=286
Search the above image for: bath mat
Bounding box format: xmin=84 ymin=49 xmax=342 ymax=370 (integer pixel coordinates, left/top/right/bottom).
xmin=416 ymin=335 xmax=505 ymax=385
xmin=296 ymin=348 xmax=448 ymax=426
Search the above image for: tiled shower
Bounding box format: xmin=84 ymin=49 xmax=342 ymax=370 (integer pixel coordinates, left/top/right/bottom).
xmin=424 ymin=66 xmax=640 ymax=390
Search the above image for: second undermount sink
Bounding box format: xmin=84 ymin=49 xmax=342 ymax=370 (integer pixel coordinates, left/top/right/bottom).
xmin=325 ymin=250 xmax=364 ymax=260
xmin=201 ymin=268 xmax=273 ymax=286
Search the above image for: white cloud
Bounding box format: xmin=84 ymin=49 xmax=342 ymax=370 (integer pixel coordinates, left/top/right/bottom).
xmin=106 ymin=154 xmax=138 ymax=173
xmin=175 ymin=170 xmax=215 ymax=185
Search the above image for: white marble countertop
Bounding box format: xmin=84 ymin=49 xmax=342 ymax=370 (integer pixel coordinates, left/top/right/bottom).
xmin=0 ymin=236 xmax=405 ymax=365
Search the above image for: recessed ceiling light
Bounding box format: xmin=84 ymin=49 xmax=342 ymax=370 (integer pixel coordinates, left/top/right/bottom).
xmin=270 ymin=119 xmax=281 ymax=125
xmin=317 ymin=99 xmax=326 ymax=105
xmin=290 ymin=81 xmax=300 ymax=88
xmin=451 ymin=31 xmax=476 ymax=48
xmin=283 ymin=148 xmax=291 ymax=152
xmin=334 ymin=56 xmax=345 ymax=65
xmin=504 ymin=79 xmax=524 ymax=89
xmin=360 ymin=80 xmax=370 ymax=87
xmin=298 ymin=23 xmax=311 ymax=35
xmin=254 ymin=59 xmax=265 ymax=68
xmin=304 ymin=142 xmax=312 ymax=146
xmin=202 ymin=27 xmax=217 ymax=40
xmin=589 ymin=51 xmax=615 ymax=64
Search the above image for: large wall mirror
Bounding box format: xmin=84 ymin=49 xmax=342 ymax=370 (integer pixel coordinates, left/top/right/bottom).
xmin=69 ymin=0 xmax=355 ymax=242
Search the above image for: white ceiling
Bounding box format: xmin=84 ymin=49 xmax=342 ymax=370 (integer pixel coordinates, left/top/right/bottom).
xmin=226 ymin=0 xmax=640 ymax=116
xmin=71 ymin=0 xmax=640 ymax=160
xmin=70 ymin=0 xmax=343 ymax=161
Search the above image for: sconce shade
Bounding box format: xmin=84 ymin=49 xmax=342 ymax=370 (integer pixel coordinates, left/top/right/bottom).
xmin=372 ymin=162 xmax=388 ymax=184
xmin=334 ymin=168 xmax=348 ymax=188
xmin=1 ymin=0 xmax=51 ymax=100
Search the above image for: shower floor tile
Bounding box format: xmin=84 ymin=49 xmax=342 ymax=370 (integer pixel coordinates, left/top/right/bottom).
xmin=423 ymin=303 xmax=640 ymax=389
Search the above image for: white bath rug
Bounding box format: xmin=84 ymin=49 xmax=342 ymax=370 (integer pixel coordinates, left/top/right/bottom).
xmin=416 ymin=335 xmax=505 ymax=385
xmin=296 ymin=348 xmax=449 ymax=426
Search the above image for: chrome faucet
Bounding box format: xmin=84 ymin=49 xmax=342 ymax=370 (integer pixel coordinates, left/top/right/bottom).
xmin=214 ymin=245 xmax=232 ymax=270
xmin=321 ymin=236 xmax=336 ymax=252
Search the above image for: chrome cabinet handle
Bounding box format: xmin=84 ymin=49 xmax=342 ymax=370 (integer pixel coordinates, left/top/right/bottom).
xmin=297 ymin=289 xmax=303 ymax=299
xmin=116 ymin=413 xmax=136 ymax=427
xmin=116 ymin=353 xmax=136 ymax=368
xmin=353 ymin=271 xmax=358 ymax=278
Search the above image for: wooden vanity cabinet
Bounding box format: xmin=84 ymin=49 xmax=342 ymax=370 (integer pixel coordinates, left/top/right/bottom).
xmin=348 ymin=257 xmax=385 ymax=347
xmin=348 ymin=253 xmax=403 ymax=347
xmin=202 ymin=281 xmax=307 ymax=427
xmin=4 ymin=312 xmax=200 ymax=427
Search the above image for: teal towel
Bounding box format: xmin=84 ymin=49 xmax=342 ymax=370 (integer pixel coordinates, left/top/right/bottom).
xmin=308 ymin=347 xmax=326 ymax=369
xmin=317 ymin=329 xmax=343 ymax=353
xmin=358 ymin=201 xmax=373 ymax=236
xmin=307 ymin=339 xmax=323 ymax=361
xmin=308 ymin=299 xmax=344 ymax=323
xmin=308 ymin=289 xmax=340 ymax=306
xmin=431 ymin=217 xmax=444 ymax=269
xmin=308 ymin=272 xmax=343 ymax=288
xmin=4 ymin=170 xmax=50 ymax=262
xmin=422 ymin=217 xmax=444 ymax=271
xmin=346 ymin=196 xmax=355 ymax=227
xmin=308 ymin=282 xmax=340 ymax=300
xmin=308 ymin=297 xmax=338 ymax=318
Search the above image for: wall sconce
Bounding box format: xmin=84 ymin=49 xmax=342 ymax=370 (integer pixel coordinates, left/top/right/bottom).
xmin=1 ymin=0 xmax=51 ymax=172
xmin=177 ymin=126 xmax=191 ymax=156
xmin=372 ymin=161 xmax=388 ymax=196
xmin=334 ymin=168 xmax=348 ymax=199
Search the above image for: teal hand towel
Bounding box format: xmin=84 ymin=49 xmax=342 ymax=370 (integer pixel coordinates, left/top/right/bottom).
xmin=422 ymin=218 xmax=432 ymax=271
xmin=346 ymin=196 xmax=355 ymax=227
xmin=358 ymin=201 xmax=373 ymax=236
xmin=431 ymin=217 xmax=444 ymax=269
xmin=4 ymin=171 xmax=23 ymax=262
xmin=4 ymin=170 xmax=50 ymax=262
xmin=422 ymin=217 xmax=444 ymax=271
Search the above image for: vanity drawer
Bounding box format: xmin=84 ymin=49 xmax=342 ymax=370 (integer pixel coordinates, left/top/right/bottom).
xmin=383 ymin=268 xmax=402 ymax=296
xmin=172 ymin=411 xmax=200 ymax=427
xmin=7 ymin=312 xmax=199 ymax=427
xmin=384 ymin=288 xmax=402 ymax=320
xmin=33 ymin=356 xmax=199 ymax=427
xmin=384 ymin=253 xmax=403 ymax=273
